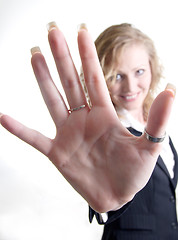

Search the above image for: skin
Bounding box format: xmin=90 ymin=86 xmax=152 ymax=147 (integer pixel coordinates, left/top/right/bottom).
xmin=0 ymin=25 xmax=175 ymax=213
xmin=110 ymin=44 xmax=152 ymax=124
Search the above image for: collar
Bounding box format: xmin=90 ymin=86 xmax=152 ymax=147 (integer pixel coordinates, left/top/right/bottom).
xmin=117 ymin=109 xmax=145 ymax=132
xmin=117 ymin=108 xmax=169 ymax=144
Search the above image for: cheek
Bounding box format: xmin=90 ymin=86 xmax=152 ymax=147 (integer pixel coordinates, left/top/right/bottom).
xmin=109 ymin=86 xmax=122 ymax=106
xmin=144 ymin=80 xmax=151 ymax=91
xmin=141 ymin=73 xmax=152 ymax=91
xmin=109 ymin=85 xmax=120 ymax=95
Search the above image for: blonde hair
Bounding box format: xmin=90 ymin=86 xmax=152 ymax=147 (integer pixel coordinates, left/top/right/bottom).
xmin=94 ymin=23 xmax=163 ymax=120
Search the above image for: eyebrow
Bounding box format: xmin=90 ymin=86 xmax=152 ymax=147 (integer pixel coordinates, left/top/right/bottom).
xmin=115 ymin=64 xmax=147 ymax=73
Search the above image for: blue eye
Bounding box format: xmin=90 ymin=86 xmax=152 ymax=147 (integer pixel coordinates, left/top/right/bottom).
xmin=116 ymin=74 xmax=123 ymax=81
xmin=136 ymin=69 xmax=145 ymax=76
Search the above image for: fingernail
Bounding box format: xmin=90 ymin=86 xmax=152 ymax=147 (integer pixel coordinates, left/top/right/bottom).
xmin=78 ymin=23 xmax=88 ymax=32
xmin=30 ymin=46 xmax=41 ymax=56
xmin=47 ymin=21 xmax=58 ymax=32
xmin=165 ymin=83 xmax=176 ymax=98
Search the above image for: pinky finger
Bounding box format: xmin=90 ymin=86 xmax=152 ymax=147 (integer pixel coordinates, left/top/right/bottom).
xmin=142 ymin=83 xmax=176 ymax=154
xmin=0 ymin=114 xmax=52 ymax=156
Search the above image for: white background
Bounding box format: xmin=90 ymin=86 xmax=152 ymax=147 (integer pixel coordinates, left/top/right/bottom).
xmin=0 ymin=0 xmax=178 ymax=239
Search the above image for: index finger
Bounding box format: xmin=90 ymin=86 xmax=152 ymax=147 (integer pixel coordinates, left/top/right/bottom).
xmin=78 ymin=27 xmax=113 ymax=108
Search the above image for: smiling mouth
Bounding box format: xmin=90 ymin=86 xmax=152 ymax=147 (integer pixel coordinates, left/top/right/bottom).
xmin=122 ymin=93 xmax=138 ymax=100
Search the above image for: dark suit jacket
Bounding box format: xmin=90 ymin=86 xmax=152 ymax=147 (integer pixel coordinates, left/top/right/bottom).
xmin=89 ymin=128 xmax=178 ymax=240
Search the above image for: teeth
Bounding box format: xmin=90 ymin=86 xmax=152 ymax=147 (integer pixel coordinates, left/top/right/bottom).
xmin=125 ymin=94 xmax=137 ymax=100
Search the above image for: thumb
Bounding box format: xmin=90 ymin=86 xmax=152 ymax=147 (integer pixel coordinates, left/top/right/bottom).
xmin=144 ymin=83 xmax=176 ymax=148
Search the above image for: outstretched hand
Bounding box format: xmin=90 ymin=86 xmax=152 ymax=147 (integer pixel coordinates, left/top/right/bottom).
xmin=0 ymin=23 xmax=175 ymax=213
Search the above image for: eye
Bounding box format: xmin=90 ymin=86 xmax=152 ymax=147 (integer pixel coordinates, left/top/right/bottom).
xmin=136 ymin=69 xmax=145 ymax=76
xmin=116 ymin=73 xmax=123 ymax=82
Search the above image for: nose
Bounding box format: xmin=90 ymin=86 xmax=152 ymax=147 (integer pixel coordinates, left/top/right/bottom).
xmin=123 ymin=75 xmax=136 ymax=93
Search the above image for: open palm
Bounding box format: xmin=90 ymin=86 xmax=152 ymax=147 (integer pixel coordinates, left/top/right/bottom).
xmin=0 ymin=24 xmax=175 ymax=213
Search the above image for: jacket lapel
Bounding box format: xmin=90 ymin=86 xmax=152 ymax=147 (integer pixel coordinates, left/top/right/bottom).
xmin=157 ymin=156 xmax=171 ymax=179
xmin=169 ymin=138 xmax=178 ymax=188
xmin=157 ymin=137 xmax=178 ymax=189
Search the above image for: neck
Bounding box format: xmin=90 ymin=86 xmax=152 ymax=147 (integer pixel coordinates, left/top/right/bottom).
xmin=117 ymin=108 xmax=146 ymax=125
xmin=130 ymin=111 xmax=146 ymax=125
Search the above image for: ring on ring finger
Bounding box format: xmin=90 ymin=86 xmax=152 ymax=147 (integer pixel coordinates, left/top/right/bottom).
xmin=68 ymin=104 xmax=86 ymax=113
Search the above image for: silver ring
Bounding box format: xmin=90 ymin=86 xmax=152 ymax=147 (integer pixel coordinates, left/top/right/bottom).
xmin=68 ymin=104 xmax=86 ymax=113
xmin=144 ymin=129 xmax=166 ymax=143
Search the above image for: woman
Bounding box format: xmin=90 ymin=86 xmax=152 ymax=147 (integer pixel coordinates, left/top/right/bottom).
xmin=0 ymin=22 xmax=176 ymax=239
xmin=88 ymin=23 xmax=178 ymax=239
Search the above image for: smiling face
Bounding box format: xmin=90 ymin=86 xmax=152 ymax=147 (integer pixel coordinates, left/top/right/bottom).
xmin=109 ymin=43 xmax=152 ymax=122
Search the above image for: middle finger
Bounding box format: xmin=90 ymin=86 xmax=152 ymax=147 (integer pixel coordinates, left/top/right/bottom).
xmin=47 ymin=22 xmax=87 ymax=110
